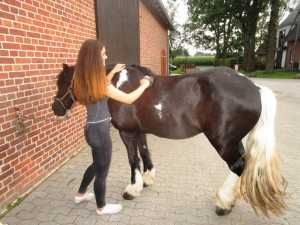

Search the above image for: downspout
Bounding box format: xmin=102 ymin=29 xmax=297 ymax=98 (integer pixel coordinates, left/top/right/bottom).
xmin=291 ymin=20 xmax=300 ymax=70
xmin=167 ymin=39 xmax=170 ymax=75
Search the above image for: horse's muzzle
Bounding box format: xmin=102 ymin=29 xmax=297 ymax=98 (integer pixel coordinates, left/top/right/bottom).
xmin=52 ymin=100 xmax=67 ymax=116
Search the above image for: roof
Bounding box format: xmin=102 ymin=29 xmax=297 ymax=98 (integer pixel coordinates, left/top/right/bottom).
xmin=142 ymin=0 xmax=175 ymax=31
xmin=279 ymin=2 xmax=300 ymax=28
xmin=255 ymin=45 xmax=266 ymax=55
xmin=286 ymin=24 xmax=300 ymax=41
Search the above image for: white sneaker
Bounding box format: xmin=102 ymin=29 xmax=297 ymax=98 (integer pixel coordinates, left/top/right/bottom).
xmin=96 ymin=204 xmax=122 ymax=215
xmin=74 ymin=192 xmax=94 ymax=203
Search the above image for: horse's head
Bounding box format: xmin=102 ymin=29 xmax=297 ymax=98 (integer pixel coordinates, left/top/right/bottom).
xmin=52 ymin=64 xmax=76 ymax=116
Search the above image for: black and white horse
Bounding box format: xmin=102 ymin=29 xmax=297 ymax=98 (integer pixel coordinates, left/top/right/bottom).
xmin=52 ymin=64 xmax=287 ymax=217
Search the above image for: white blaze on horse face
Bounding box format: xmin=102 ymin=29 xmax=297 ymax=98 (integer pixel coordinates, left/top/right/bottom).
xmin=154 ymin=103 xmax=163 ymax=119
xmin=116 ymin=69 xmax=128 ymax=89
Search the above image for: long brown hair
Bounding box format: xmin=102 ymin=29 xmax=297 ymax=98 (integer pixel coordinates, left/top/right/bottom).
xmin=73 ymin=39 xmax=107 ymax=105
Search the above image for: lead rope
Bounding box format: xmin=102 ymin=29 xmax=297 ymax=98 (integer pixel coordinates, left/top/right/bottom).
xmin=16 ymin=111 xmax=25 ymax=134
xmin=15 ymin=107 xmax=71 ymax=134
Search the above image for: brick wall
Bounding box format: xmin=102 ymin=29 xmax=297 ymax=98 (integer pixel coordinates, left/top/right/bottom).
xmin=0 ymin=0 xmax=96 ymax=213
xmin=139 ymin=1 xmax=168 ymax=75
xmin=285 ymin=40 xmax=300 ymax=69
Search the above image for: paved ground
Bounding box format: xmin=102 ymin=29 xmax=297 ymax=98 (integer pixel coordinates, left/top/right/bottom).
xmin=1 ymin=78 xmax=300 ymax=225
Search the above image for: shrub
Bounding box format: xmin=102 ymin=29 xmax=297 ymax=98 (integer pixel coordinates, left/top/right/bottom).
xmin=173 ymin=56 xmax=215 ymax=66
xmin=215 ymin=57 xmax=238 ymax=68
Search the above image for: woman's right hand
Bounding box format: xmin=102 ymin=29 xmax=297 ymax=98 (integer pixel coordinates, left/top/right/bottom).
xmin=107 ymin=75 xmax=152 ymax=104
xmin=140 ymin=76 xmax=151 ymax=88
xmin=113 ymin=64 xmax=125 ymax=73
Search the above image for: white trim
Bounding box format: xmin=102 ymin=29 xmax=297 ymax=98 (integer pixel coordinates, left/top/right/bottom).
xmin=86 ymin=117 xmax=111 ymax=124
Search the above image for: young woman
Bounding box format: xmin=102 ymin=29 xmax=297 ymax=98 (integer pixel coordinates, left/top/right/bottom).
xmin=73 ymin=39 xmax=151 ymax=215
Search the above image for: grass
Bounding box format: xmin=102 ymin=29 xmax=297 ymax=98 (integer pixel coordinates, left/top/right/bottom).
xmin=6 ymin=198 xmax=22 ymax=210
xmin=0 ymin=198 xmax=22 ymax=220
xmin=242 ymin=70 xmax=299 ymax=79
xmin=170 ymin=68 xmax=184 ymax=75
xmin=170 ymin=68 xmax=300 ymax=79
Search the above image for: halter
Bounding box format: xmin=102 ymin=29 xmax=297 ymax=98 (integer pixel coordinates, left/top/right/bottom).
xmin=54 ymin=75 xmax=76 ymax=117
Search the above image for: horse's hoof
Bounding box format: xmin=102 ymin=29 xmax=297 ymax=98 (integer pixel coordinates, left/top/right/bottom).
xmin=122 ymin=192 xmax=135 ymax=200
xmin=143 ymin=183 xmax=149 ymax=187
xmin=215 ymin=206 xmax=232 ymax=216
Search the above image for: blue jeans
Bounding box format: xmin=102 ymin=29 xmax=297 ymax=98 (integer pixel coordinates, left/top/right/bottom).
xmin=78 ymin=119 xmax=112 ymax=208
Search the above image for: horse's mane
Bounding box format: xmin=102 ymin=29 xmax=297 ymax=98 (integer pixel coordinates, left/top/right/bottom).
xmin=130 ymin=64 xmax=156 ymax=77
xmin=106 ymin=64 xmax=156 ymax=77
xmin=57 ymin=70 xmax=65 ymax=86
xmin=57 ymin=65 xmax=75 ymax=86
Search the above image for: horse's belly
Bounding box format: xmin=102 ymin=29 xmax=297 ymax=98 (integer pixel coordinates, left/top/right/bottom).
xmin=149 ymin=129 xmax=202 ymax=139
xmin=142 ymin=120 xmax=203 ymax=139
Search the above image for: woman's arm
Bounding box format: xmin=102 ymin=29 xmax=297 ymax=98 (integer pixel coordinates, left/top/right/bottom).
xmin=106 ymin=77 xmax=150 ymax=104
xmin=106 ymin=64 xmax=125 ymax=82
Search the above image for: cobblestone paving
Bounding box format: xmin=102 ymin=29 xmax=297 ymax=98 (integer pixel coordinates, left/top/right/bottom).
xmin=1 ymin=78 xmax=299 ymax=225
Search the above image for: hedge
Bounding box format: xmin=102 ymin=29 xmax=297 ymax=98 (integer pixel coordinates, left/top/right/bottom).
xmin=215 ymin=58 xmax=239 ymax=68
xmin=173 ymin=56 xmax=215 ymax=66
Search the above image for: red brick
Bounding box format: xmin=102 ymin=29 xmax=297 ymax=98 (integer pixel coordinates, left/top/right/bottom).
xmin=3 ymin=176 xmax=12 ymax=186
xmin=3 ymin=20 xmax=13 ymax=28
xmin=1 ymin=12 xmax=15 ymax=20
xmin=4 ymin=0 xmax=21 ymax=7
xmin=1 ymin=86 xmax=19 ymax=95
xmin=27 ymin=32 xmax=41 ymax=39
xmin=0 ymin=3 xmax=9 ymax=12
xmin=0 ymin=168 xmax=14 ymax=180
xmin=21 ymin=44 xmax=35 ymax=51
xmin=9 ymin=71 xmax=25 ymax=78
xmin=0 ymin=58 xmax=15 ymax=64
xmin=9 ymin=29 xmax=26 ymax=37
xmin=22 ymin=3 xmax=37 ymax=12
xmin=15 ymin=158 xmax=30 ymax=171
xmin=0 ymin=0 xmax=98 ymax=212
xmin=0 ymin=50 xmax=9 ymax=56
xmin=15 ymin=58 xmax=31 ymax=64
xmin=1 ymin=122 xmax=11 ymax=130
xmin=10 ymin=51 xmax=19 ymax=57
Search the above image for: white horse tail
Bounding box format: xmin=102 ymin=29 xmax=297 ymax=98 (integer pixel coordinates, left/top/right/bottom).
xmin=240 ymin=85 xmax=287 ymax=217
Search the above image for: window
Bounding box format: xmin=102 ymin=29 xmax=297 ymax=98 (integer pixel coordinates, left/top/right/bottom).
xmin=290 ymin=51 xmax=294 ymax=64
xmin=279 ymin=30 xmax=286 ymax=47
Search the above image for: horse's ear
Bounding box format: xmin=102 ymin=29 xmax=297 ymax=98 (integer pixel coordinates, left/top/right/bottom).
xmin=63 ymin=63 xmax=69 ymax=72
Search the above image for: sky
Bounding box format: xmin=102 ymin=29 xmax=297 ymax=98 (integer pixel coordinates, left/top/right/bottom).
xmin=161 ymin=0 xmax=188 ymax=25
xmin=161 ymin=0 xmax=209 ymax=55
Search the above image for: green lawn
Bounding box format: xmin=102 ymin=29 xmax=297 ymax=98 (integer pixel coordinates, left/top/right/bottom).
xmin=170 ymin=68 xmax=184 ymax=75
xmin=170 ymin=68 xmax=300 ymax=79
xmin=242 ymin=70 xmax=299 ymax=79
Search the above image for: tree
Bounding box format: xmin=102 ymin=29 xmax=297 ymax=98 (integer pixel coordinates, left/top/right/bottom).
xmin=265 ymin=0 xmax=286 ymax=73
xmin=184 ymin=0 xmax=295 ymax=72
xmin=287 ymin=0 xmax=299 ymax=12
xmin=165 ymin=0 xmax=186 ymax=60
xmin=256 ymin=10 xmax=269 ymax=50
xmin=232 ymin=0 xmax=269 ymax=72
xmin=185 ymin=0 xmax=242 ymax=58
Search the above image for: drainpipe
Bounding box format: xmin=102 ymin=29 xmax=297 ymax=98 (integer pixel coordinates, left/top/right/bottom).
xmin=291 ymin=10 xmax=300 ymax=70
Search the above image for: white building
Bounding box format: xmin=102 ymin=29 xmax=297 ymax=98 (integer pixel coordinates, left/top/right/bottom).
xmin=275 ymin=2 xmax=300 ymax=69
